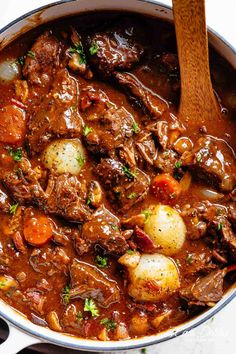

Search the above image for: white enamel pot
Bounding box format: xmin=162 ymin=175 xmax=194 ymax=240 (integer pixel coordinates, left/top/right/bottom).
xmin=0 ymin=1 xmax=235 ymax=353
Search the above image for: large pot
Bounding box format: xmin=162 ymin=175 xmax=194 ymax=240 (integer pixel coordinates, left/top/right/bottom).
xmin=0 ymin=1 xmax=235 ymax=353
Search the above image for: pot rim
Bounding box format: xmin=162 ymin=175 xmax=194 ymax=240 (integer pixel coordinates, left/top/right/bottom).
xmin=0 ymin=0 xmax=235 ymax=351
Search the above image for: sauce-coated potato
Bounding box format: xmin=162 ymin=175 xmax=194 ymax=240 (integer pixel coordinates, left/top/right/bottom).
xmin=42 ymin=139 xmax=86 ymax=175
xmin=144 ymin=205 xmax=186 ymax=256
xmin=122 ymin=253 xmax=180 ymax=302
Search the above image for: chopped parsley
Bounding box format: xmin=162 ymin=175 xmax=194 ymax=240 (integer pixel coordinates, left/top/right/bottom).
xmin=9 ymin=203 xmax=19 ymax=215
xmin=84 ymin=298 xmax=99 ymax=317
xmin=126 ymin=249 xmax=135 ymax=255
xmin=141 ymin=349 xmax=147 ymax=354
xmin=175 ymin=161 xmax=182 ymax=169
xmin=110 ymin=223 xmax=118 ymax=230
xmin=141 ymin=209 xmax=152 ymax=221
xmin=77 ymin=311 xmax=83 ymax=322
xmin=186 ymin=253 xmax=194 ymax=265
xmin=217 ymin=222 xmax=224 ymax=231
xmin=89 ymin=42 xmax=99 ymax=55
xmin=95 ymin=255 xmax=108 ymax=268
xmin=196 ymin=153 xmax=202 ymax=163
xmin=62 ymin=285 xmax=71 ymax=304
xmin=83 ymin=125 xmax=92 ymax=136
xmin=127 ymin=192 xmax=137 ymax=199
xmin=9 ymin=148 xmax=22 ymax=162
xmin=27 ymin=50 xmax=35 ymax=58
xmin=86 ymin=194 xmax=92 ymax=205
xmin=0 ymin=281 xmax=6 ymax=288
xmin=100 ymin=318 xmax=117 ymax=330
xmin=16 ymin=56 xmax=25 ymax=66
xmin=76 ymin=153 xmax=85 ymax=168
xmin=132 ymin=122 xmax=140 ymax=134
xmin=69 ymin=44 xmax=87 ymax=64
xmin=122 ymin=166 xmax=136 ymax=179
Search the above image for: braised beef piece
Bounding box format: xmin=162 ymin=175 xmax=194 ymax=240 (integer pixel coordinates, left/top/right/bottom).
xmin=3 ymin=157 xmax=45 ymax=204
xmin=0 ymin=185 xmax=10 ymax=212
xmin=25 ymin=289 xmax=46 ymax=315
xmin=69 ymin=259 xmax=121 ymax=307
xmin=134 ymin=128 xmax=157 ymax=166
xmin=44 ymin=173 xmax=92 ymax=223
xmin=181 ymin=136 xmax=236 ymax=192
xmin=115 ymin=72 xmax=168 ymax=119
xmin=28 ymin=69 xmax=82 ymax=154
xmin=23 ymin=31 xmax=61 ymax=87
xmin=180 ymin=269 xmax=226 ymax=308
xmin=96 ymin=158 xmax=150 ymax=211
xmin=87 ymin=19 xmax=144 ymax=77
xmin=81 ymin=88 xmax=135 ymax=156
xmin=76 ymin=205 xmax=128 ymax=255
xmin=61 ymin=304 xmax=84 ymax=335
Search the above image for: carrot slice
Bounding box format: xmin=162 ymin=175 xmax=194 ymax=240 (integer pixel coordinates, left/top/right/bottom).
xmin=0 ymin=105 xmax=26 ymax=144
xmin=23 ymin=208 xmax=53 ymax=246
xmin=151 ymin=173 xmax=181 ymax=203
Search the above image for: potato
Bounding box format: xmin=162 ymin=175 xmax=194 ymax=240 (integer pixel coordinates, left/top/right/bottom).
xmin=123 ymin=253 xmax=180 ymax=302
xmin=42 ymin=139 xmax=86 ymax=175
xmin=144 ymin=205 xmax=186 ymax=256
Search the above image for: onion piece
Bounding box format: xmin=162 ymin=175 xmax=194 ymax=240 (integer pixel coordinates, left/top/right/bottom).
xmin=179 ymin=171 xmax=192 ymax=192
xmin=197 ymin=188 xmax=224 ymax=201
xmin=0 ymin=59 xmax=20 ymax=82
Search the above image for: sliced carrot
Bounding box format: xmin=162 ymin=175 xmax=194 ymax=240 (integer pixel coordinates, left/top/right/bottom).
xmin=23 ymin=208 xmax=53 ymax=246
xmin=0 ymin=105 xmax=26 ymax=144
xmin=151 ymin=173 xmax=181 ymax=203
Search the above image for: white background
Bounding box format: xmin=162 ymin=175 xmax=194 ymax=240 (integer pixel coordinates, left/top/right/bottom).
xmin=0 ymin=1 xmax=235 ymax=354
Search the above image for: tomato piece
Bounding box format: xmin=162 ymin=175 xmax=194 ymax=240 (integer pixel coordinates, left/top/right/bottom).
xmin=23 ymin=208 xmax=53 ymax=246
xmin=0 ymin=105 xmax=26 ymax=144
xmin=151 ymin=173 xmax=181 ymax=203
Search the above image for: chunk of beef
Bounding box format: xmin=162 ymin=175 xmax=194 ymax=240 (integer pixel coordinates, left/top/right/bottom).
xmin=96 ymin=158 xmax=150 ymax=211
xmin=28 ymin=69 xmax=82 ymax=154
xmin=81 ymin=88 xmax=135 ymax=156
xmin=3 ymin=157 xmax=45 ymax=204
xmin=181 ymin=136 xmax=236 ymax=192
xmin=134 ymin=129 xmax=157 ymax=166
xmin=0 ymin=185 xmax=10 ymax=212
xmin=76 ymin=205 xmax=128 ymax=255
xmin=155 ymin=149 xmax=179 ymax=174
xmin=23 ymin=31 xmax=61 ymax=87
xmin=44 ymin=173 xmax=92 ymax=223
xmin=61 ymin=304 xmax=83 ymax=335
xmin=88 ymin=20 xmax=144 ymax=76
xmin=25 ymin=289 xmax=46 ymax=314
xmin=180 ymin=269 xmax=226 ymax=308
xmin=115 ymin=72 xmax=168 ymax=119
xmin=69 ymin=259 xmax=121 ymax=307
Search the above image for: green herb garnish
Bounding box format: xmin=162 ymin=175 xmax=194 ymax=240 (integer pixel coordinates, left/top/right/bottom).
xmin=77 ymin=311 xmax=83 ymax=322
xmin=95 ymin=255 xmax=108 ymax=268
xmin=127 ymin=192 xmax=137 ymax=199
xmin=89 ymin=42 xmax=99 ymax=55
xmin=9 ymin=203 xmax=19 ymax=215
xmin=76 ymin=153 xmax=85 ymax=168
xmin=0 ymin=281 xmax=6 ymax=288
xmin=110 ymin=223 xmax=118 ymax=230
xmin=83 ymin=125 xmax=92 ymax=137
xmin=132 ymin=122 xmax=140 ymax=134
xmin=69 ymin=44 xmax=87 ymax=64
xmin=9 ymin=148 xmax=22 ymax=162
xmin=126 ymin=249 xmax=135 ymax=255
xmin=186 ymin=253 xmax=194 ymax=265
xmin=141 ymin=349 xmax=147 ymax=354
xmin=196 ymin=153 xmax=202 ymax=163
xmin=175 ymin=161 xmax=182 ymax=168
xmin=100 ymin=318 xmax=117 ymax=330
xmin=16 ymin=56 xmax=25 ymax=66
xmin=62 ymin=285 xmax=71 ymax=304
xmin=122 ymin=166 xmax=136 ymax=179
xmin=141 ymin=209 xmax=152 ymax=221
xmin=84 ymin=298 xmax=99 ymax=317
xmin=217 ymin=223 xmax=224 ymax=231
xmin=27 ymin=50 xmax=35 ymax=58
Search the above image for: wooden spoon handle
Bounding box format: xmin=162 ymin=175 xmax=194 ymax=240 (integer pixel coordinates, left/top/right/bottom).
xmin=173 ymin=0 xmax=219 ymax=124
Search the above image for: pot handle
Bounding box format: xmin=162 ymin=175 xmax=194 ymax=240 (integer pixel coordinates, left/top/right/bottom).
xmin=0 ymin=320 xmax=41 ymax=354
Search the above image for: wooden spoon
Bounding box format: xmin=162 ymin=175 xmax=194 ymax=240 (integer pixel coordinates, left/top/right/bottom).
xmin=172 ymin=0 xmax=221 ymax=126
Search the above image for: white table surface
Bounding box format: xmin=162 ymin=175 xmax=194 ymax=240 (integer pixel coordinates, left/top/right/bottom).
xmin=0 ymin=1 xmax=235 ymax=354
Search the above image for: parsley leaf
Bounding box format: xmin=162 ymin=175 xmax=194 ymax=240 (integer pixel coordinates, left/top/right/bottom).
xmin=9 ymin=203 xmax=19 ymax=215
xmin=76 ymin=153 xmax=85 ymax=168
xmin=62 ymin=285 xmax=71 ymax=304
xmin=132 ymin=122 xmax=140 ymax=134
xmin=127 ymin=192 xmax=137 ymax=199
xmin=9 ymin=148 xmax=22 ymax=161
xmin=77 ymin=311 xmax=83 ymax=322
xmin=16 ymin=56 xmax=25 ymax=66
xmin=110 ymin=223 xmax=118 ymax=230
xmin=83 ymin=125 xmax=92 ymax=136
xmin=217 ymin=223 xmax=224 ymax=231
xmin=27 ymin=50 xmax=35 ymax=58
xmin=186 ymin=253 xmax=194 ymax=264
xmin=196 ymin=153 xmax=202 ymax=162
xmin=122 ymin=166 xmax=136 ymax=179
xmin=100 ymin=318 xmax=117 ymax=330
xmin=126 ymin=249 xmax=135 ymax=255
xmin=69 ymin=44 xmax=87 ymax=64
xmin=141 ymin=209 xmax=152 ymax=221
xmin=95 ymin=255 xmax=108 ymax=268
xmin=84 ymin=298 xmax=99 ymax=317
xmin=89 ymin=42 xmax=99 ymax=55
xmin=175 ymin=161 xmax=182 ymax=168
